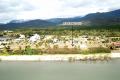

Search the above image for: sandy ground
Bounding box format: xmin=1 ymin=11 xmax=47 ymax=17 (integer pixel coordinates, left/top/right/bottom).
xmin=0 ymin=53 xmax=119 ymax=61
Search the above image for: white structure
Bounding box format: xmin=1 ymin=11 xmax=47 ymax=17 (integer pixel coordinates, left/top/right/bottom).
xmin=14 ymin=34 xmax=25 ymax=42
xmin=29 ymin=34 xmax=40 ymax=43
xmin=0 ymin=37 xmax=11 ymax=44
xmin=43 ymin=35 xmax=54 ymax=41
xmin=0 ymin=37 xmax=12 ymax=49
xmin=19 ymin=34 xmax=25 ymax=39
xmin=73 ymin=36 xmax=88 ymax=49
xmin=53 ymin=38 xmax=59 ymax=43
xmin=4 ymin=30 xmax=13 ymax=33
xmin=62 ymin=22 xmax=82 ymax=25
xmin=0 ymin=45 xmax=4 ymax=49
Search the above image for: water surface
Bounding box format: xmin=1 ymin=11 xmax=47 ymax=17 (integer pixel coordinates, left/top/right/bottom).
xmin=0 ymin=59 xmax=120 ymax=80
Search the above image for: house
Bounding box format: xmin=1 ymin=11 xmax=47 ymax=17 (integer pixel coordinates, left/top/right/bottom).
xmin=29 ymin=34 xmax=40 ymax=43
xmin=19 ymin=34 xmax=25 ymax=39
xmin=112 ymin=42 xmax=120 ymax=49
xmin=0 ymin=37 xmax=12 ymax=44
xmin=14 ymin=34 xmax=25 ymax=42
xmin=52 ymin=38 xmax=59 ymax=43
xmin=0 ymin=37 xmax=12 ymax=49
xmin=4 ymin=30 xmax=13 ymax=33
xmin=0 ymin=45 xmax=4 ymax=49
xmin=43 ymin=35 xmax=54 ymax=41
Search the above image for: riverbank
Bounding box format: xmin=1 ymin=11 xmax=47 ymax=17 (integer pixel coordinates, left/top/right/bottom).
xmin=0 ymin=53 xmax=119 ymax=61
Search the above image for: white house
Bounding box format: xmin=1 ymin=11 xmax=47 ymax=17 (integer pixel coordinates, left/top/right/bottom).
xmin=0 ymin=37 xmax=11 ymax=44
xmin=14 ymin=34 xmax=25 ymax=42
xmin=76 ymin=36 xmax=88 ymax=49
xmin=0 ymin=45 xmax=4 ymax=49
xmin=4 ymin=30 xmax=13 ymax=33
xmin=29 ymin=34 xmax=40 ymax=43
xmin=43 ymin=35 xmax=54 ymax=41
xmin=19 ymin=34 xmax=25 ymax=39
xmin=0 ymin=37 xmax=12 ymax=49
xmin=53 ymin=38 xmax=59 ymax=43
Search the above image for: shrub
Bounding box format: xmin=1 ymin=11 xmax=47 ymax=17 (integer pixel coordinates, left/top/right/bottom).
xmin=24 ymin=46 xmax=43 ymax=55
xmin=88 ymin=47 xmax=111 ymax=53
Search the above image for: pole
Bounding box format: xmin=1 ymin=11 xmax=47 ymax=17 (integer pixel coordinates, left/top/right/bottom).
xmin=72 ymin=25 xmax=74 ymax=46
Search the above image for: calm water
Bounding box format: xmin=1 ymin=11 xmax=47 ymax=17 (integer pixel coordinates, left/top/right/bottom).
xmin=0 ymin=59 xmax=120 ymax=80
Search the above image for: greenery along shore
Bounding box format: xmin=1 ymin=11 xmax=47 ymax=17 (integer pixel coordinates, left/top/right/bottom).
xmin=0 ymin=46 xmax=111 ymax=55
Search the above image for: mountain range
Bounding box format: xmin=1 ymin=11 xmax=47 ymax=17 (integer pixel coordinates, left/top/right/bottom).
xmin=0 ymin=9 xmax=120 ymax=29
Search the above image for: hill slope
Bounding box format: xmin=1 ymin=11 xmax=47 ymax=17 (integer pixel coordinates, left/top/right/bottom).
xmin=0 ymin=19 xmax=56 ymax=29
xmin=0 ymin=9 xmax=120 ymax=29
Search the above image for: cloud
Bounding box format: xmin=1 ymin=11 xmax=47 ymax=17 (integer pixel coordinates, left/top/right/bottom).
xmin=0 ymin=0 xmax=120 ymax=23
xmin=0 ymin=0 xmax=35 ymax=23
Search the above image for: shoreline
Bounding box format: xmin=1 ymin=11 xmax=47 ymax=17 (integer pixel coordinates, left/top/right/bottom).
xmin=0 ymin=53 xmax=120 ymax=61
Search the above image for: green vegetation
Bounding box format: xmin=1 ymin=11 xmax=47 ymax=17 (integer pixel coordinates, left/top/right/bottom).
xmin=111 ymin=38 xmax=120 ymax=42
xmin=0 ymin=47 xmax=110 ymax=55
xmin=83 ymin=47 xmax=111 ymax=54
xmin=1 ymin=25 xmax=120 ymax=37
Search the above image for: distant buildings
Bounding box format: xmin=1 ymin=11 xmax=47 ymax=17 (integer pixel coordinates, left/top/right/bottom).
xmin=0 ymin=37 xmax=12 ymax=49
xmin=0 ymin=37 xmax=12 ymax=44
xmin=19 ymin=34 xmax=25 ymax=39
xmin=29 ymin=34 xmax=40 ymax=43
xmin=0 ymin=32 xmax=119 ymax=51
xmin=112 ymin=42 xmax=120 ymax=49
xmin=14 ymin=34 xmax=26 ymax=42
xmin=62 ymin=22 xmax=82 ymax=25
xmin=4 ymin=30 xmax=13 ymax=33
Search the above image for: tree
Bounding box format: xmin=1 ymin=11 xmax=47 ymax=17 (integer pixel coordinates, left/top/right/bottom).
xmin=24 ymin=46 xmax=33 ymax=55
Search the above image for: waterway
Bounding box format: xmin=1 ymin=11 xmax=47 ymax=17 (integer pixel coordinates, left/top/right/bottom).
xmin=0 ymin=59 xmax=120 ymax=80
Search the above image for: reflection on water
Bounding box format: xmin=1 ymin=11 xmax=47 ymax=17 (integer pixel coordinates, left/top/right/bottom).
xmin=0 ymin=59 xmax=120 ymax=80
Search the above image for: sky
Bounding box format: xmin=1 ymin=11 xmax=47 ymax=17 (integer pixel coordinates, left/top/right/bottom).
xmin=0 ymin=0 xmax=120 ymax=23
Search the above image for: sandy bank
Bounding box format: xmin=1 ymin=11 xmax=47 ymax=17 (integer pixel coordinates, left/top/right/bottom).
xmin=0 ymin=53 xmax=118 ymax=61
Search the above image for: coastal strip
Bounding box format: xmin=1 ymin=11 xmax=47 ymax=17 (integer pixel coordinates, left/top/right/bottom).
xmin=0 ymin=53 xmax=119 ymax=61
